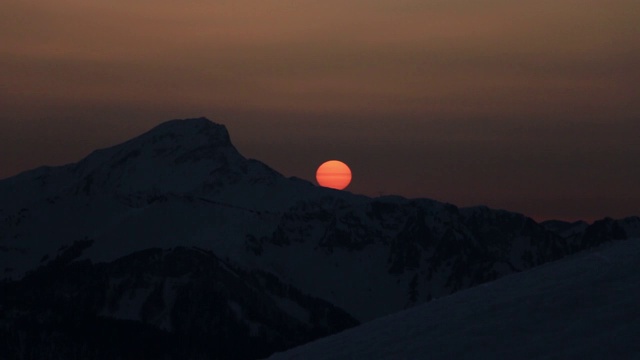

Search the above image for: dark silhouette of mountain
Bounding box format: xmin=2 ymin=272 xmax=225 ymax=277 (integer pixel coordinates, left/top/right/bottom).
xmin=0 ymin=241 xmax=356 ymax=360
xmin=1 ymin=117 xmax=638 ymax=359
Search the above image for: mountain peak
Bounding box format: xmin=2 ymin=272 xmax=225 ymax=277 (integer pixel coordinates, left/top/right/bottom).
xmin=0 ymin=117 xmax=297 ymax=207
xmin=76 ymin=117 xmax=237 ymax=170
xmin=143 ymin=117 xmax=232 ymax=148
xmin=63 ymin=117 xmax=252 ymax=195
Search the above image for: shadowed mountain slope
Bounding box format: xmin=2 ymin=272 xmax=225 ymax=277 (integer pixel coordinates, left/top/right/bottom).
xmin=268 ymin=238 xmax=640 ymax=359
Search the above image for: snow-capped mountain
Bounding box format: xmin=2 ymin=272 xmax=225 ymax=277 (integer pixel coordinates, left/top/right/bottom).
xmin=1 ymin=117 xmax=639 ymax=359
xmin=245 ymin=199 xmax=639 ymax=320
xmin=1 ymin=118 xmax=358 ymax=277
xmin=267 ymin=238 xmax=640 ymax=359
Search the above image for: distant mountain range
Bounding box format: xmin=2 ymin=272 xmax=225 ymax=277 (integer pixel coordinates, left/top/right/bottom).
xmin=1 ymin=117 xmax=638 ymax=359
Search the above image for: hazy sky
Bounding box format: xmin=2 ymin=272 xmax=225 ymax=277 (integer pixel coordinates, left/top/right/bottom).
xmin=2 ymin=0 xmax=639 ymax=221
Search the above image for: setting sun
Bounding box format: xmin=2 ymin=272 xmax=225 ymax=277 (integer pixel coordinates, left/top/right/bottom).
xmin=316 ymin=160 xmax=352 ymax=190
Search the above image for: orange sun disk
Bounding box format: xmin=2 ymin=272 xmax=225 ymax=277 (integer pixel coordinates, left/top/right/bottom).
xmin=316 ymin=160 xmax=352 ymax=190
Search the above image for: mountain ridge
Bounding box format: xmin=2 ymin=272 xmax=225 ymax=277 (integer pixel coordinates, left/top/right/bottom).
xmin=1 ymin=117 xmax=639 ymax=359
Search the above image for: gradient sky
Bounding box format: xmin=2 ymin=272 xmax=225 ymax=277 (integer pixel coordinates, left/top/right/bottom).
xmin=2 ymin=0 xmax=639 ymax=222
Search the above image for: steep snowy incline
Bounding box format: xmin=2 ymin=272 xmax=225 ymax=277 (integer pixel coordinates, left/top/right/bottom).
xmin=269 ymin=239 xmax=640 ymax=359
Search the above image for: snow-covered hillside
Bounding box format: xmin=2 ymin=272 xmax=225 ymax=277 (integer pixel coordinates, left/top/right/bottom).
xmin=268 ymin=238 xmax=640 ymax=359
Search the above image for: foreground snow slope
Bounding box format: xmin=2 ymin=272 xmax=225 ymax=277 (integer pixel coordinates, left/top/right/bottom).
xmin=269 ymin=239 xmax=640 ymax=359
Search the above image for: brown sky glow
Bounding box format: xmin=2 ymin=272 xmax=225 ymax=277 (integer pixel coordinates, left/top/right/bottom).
xmin=2 ymin=0 xmax=639 ymax=221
